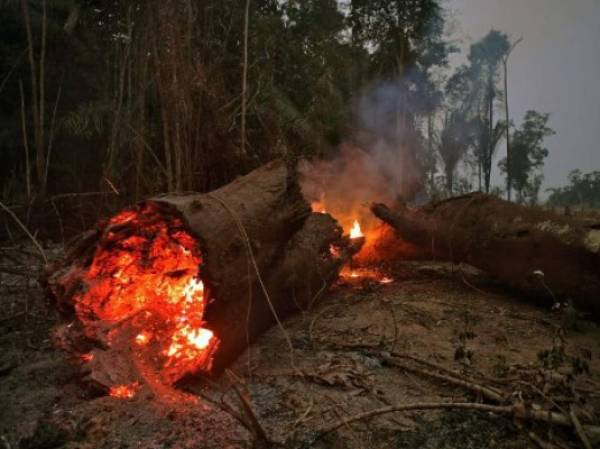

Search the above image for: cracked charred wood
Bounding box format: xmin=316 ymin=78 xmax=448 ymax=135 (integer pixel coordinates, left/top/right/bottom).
xmin=372 ymin=193 xmax=600 ymax=318
xmin=43 ymin=160 xmax=361 ymax=389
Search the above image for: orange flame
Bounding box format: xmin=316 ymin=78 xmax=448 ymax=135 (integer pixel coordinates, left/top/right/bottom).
xmin=73 ymin=203 xmax=219 ymax=389
xmin=109 ymin=382 xmax=141 ymax=399
xmin=349 ymin=220 xmax=363 ymax=239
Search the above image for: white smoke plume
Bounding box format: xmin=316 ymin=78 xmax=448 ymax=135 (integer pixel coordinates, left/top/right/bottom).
xmin=299 ymin=79 xmax=426 ymax=234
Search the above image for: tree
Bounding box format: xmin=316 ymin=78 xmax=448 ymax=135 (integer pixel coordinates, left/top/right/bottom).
xmin=502 ymin=37 xmax=523 ymax=201
xmin=447 ymin=30 xmax=510 ymax=193
xmin=437 ymin=110 xmax=476 ymax=195
xmin=547 ymin=169 xmax=600 ymax=210
xmin=349 ymin=0 xmax=452 ymax=136
xmin=499 ymin=110 xmax=554 ymax=204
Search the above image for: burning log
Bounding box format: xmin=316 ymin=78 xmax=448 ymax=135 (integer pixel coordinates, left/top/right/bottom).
xmin=43 ymin=160 xmax=362 ymax=394
xmin=372 ymin=193 xmax=600 ymax=318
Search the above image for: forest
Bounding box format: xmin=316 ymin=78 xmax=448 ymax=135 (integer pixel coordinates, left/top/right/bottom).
xmin=1 ymin=0 xmax=583 ymax=213
xmin=1 ymin=1 xmax=599 ymax=449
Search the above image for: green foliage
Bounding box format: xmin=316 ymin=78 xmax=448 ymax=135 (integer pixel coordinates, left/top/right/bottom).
xmin=499 ymin=110 xmax=554 ymax=204
xmin=547 ymin=169 xmax=600 ymax=209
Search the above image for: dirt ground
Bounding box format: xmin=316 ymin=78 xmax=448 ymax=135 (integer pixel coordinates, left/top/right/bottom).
xmin=1 ymin=245 xmax=599 ymax=449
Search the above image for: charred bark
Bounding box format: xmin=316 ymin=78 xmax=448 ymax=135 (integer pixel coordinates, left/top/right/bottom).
xmin=43 ymin=160 xmax=361 ymax=390
xmin=372 ymin=193 xmax=600 ymax=318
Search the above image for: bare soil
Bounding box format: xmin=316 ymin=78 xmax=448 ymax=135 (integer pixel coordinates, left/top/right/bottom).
xmin=1 ymin=246 xmax=599 ymax=449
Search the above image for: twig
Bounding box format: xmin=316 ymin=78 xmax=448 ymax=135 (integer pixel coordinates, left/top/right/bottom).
xmin=292 ymin=398 xmax=314 ymax=429
xmin=379 ymin=353 xmax=600 ymax=440
xmin=315 ymin=400 xmax=600 ymax=438
xmin=315 ymin=401 xmax=512 ymax=434
xmin=104 ymin=177 xmax=120 ymax=195
xmin=390 ymin=350 xmax=512 ymax=391
xmin=570 ymin=406 xmax=593 ymax=449
xmin=0 ymin=200 xmax=47 ymax=264
xmin=51 ymin=191 xmax=114 ymax=201
xmin=516 ymin=422 xmax=561 ymax=449
xmin=226 ymin=370 xmax=269 ymax=443
xmin=382 ymin=354 xmax=504 ymax=403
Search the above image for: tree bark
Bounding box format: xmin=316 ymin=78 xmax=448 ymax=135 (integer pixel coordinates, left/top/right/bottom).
xmin=43 ymin=160 xmax=362 ymax=389
xmin=372 ymin=193 xmax=600 ymax=318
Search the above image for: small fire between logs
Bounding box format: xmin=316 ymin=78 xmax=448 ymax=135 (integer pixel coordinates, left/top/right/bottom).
xmin=328 ymin=212 xmax=394 ymax=284
xmin=72 ymin=203 xmax=218 ymax=397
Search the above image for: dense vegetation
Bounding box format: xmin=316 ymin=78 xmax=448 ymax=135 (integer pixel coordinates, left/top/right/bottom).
xmin=1 ymin=0 xmax=562 ymax=211
xmin=547 ymin=170 xmax=600 ymax=210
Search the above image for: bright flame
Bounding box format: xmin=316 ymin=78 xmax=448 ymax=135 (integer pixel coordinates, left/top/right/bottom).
xmin=109 ymin=382 xmax=141 ymax=399
xmin=379 ymin=277 xmax=394 ymax=284
xmin=349 ymin=220 xmax=363 ymax=239
xmin=135 ymin=331 xmax=152 ymax=346
xmin=72 ymin=203 xmax=219 ymax=390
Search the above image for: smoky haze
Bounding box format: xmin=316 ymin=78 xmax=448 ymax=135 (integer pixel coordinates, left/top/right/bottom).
xmin=449 ymin=0 xmax=600 ymax=192
xmin=299 ymin=80 xmax=425 ymax=232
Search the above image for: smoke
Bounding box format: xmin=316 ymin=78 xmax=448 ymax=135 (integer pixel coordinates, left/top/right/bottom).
xmin=299 ymin=79 xmax=427 ymax=233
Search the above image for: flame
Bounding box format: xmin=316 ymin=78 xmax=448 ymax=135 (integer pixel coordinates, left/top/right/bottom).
xmin=80 ymin=353 xmax=94 ymax=362
xmin=349 ymin=220 xmax=363 ymax=239
xmin=72 ymin=203 xmax=219 ymax=391
xmin=135 ymin=331 xmax=152 ymax=346
xmin=109 ymin=382 xmax=141 ymax=399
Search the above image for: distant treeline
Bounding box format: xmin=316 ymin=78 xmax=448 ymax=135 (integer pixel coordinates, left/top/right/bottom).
xmin=547 ymin=170 xmax=600 ymax=210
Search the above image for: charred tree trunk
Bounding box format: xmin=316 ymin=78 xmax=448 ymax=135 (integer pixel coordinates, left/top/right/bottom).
xmin=43 ymin=160 xmax=361 ymax=391
xmin=372 ymin=193 xmax=600 ymax=318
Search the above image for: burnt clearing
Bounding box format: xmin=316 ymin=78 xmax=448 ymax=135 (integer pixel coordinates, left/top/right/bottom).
xmin=1 ymin=246 xmax=599 ymax=449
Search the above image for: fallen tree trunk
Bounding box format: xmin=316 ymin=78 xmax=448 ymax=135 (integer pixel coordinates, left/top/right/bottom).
xmin=43 ymin=160 xmax=362 ymax=392
xmin=372 ymin=193 xmax=600 ymax=318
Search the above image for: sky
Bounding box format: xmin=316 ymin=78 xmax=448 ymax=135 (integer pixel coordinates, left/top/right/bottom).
xmin=447 ymin=0 xmax=600 ymax=192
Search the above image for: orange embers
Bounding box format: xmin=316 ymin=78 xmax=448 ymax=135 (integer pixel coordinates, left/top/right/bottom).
xmin=73 ymin=203 xmax=218 ymax=395
xmin=109 ymin=382 xmax=141 ymax=399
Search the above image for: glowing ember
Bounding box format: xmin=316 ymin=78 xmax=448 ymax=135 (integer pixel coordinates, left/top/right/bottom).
xmin=349 ymin=220 xmax=363 ymax=239
xmin=72 ymin=203 xmax=219 ymax=387
xmin=379 ymin=277 xmax=394 ymax=284
xmin=350 ymin=271 xmax=359 ymax=278
xmin=311 ymin=192 xmax=327 ymax=214
xmin=80 ymin=353 xmax=94 ymax=362
xmin=135 ymin=331 xmax=152 ymax=346
xmin=109 ymin=382 xmax=141 ymax=399
xmin=329 ymin=244 xmax=341 ymax=258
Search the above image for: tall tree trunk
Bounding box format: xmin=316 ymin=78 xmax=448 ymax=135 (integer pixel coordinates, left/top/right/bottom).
xmin=20 ymin=0 xmax=43 ymax=196
xmin=485 ymin=85 xmax=494 ymax=193
xmin=37 ymin=0 xmax=47 ymax=194
xmin=240 ymin=0 xmax=250 ymax=156
xmin=503 ymin=38 xmax=523 ymax=202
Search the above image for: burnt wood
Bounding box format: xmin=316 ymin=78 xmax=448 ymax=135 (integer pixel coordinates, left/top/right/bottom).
xmin=372 ymin=193 xmax=600 ymax=318
xmin=43 ymin=160 xmax=361 ymax=388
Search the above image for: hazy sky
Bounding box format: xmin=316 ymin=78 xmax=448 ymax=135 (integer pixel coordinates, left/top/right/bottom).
xmin=448 ymin=0 xmax=600 ymax=191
